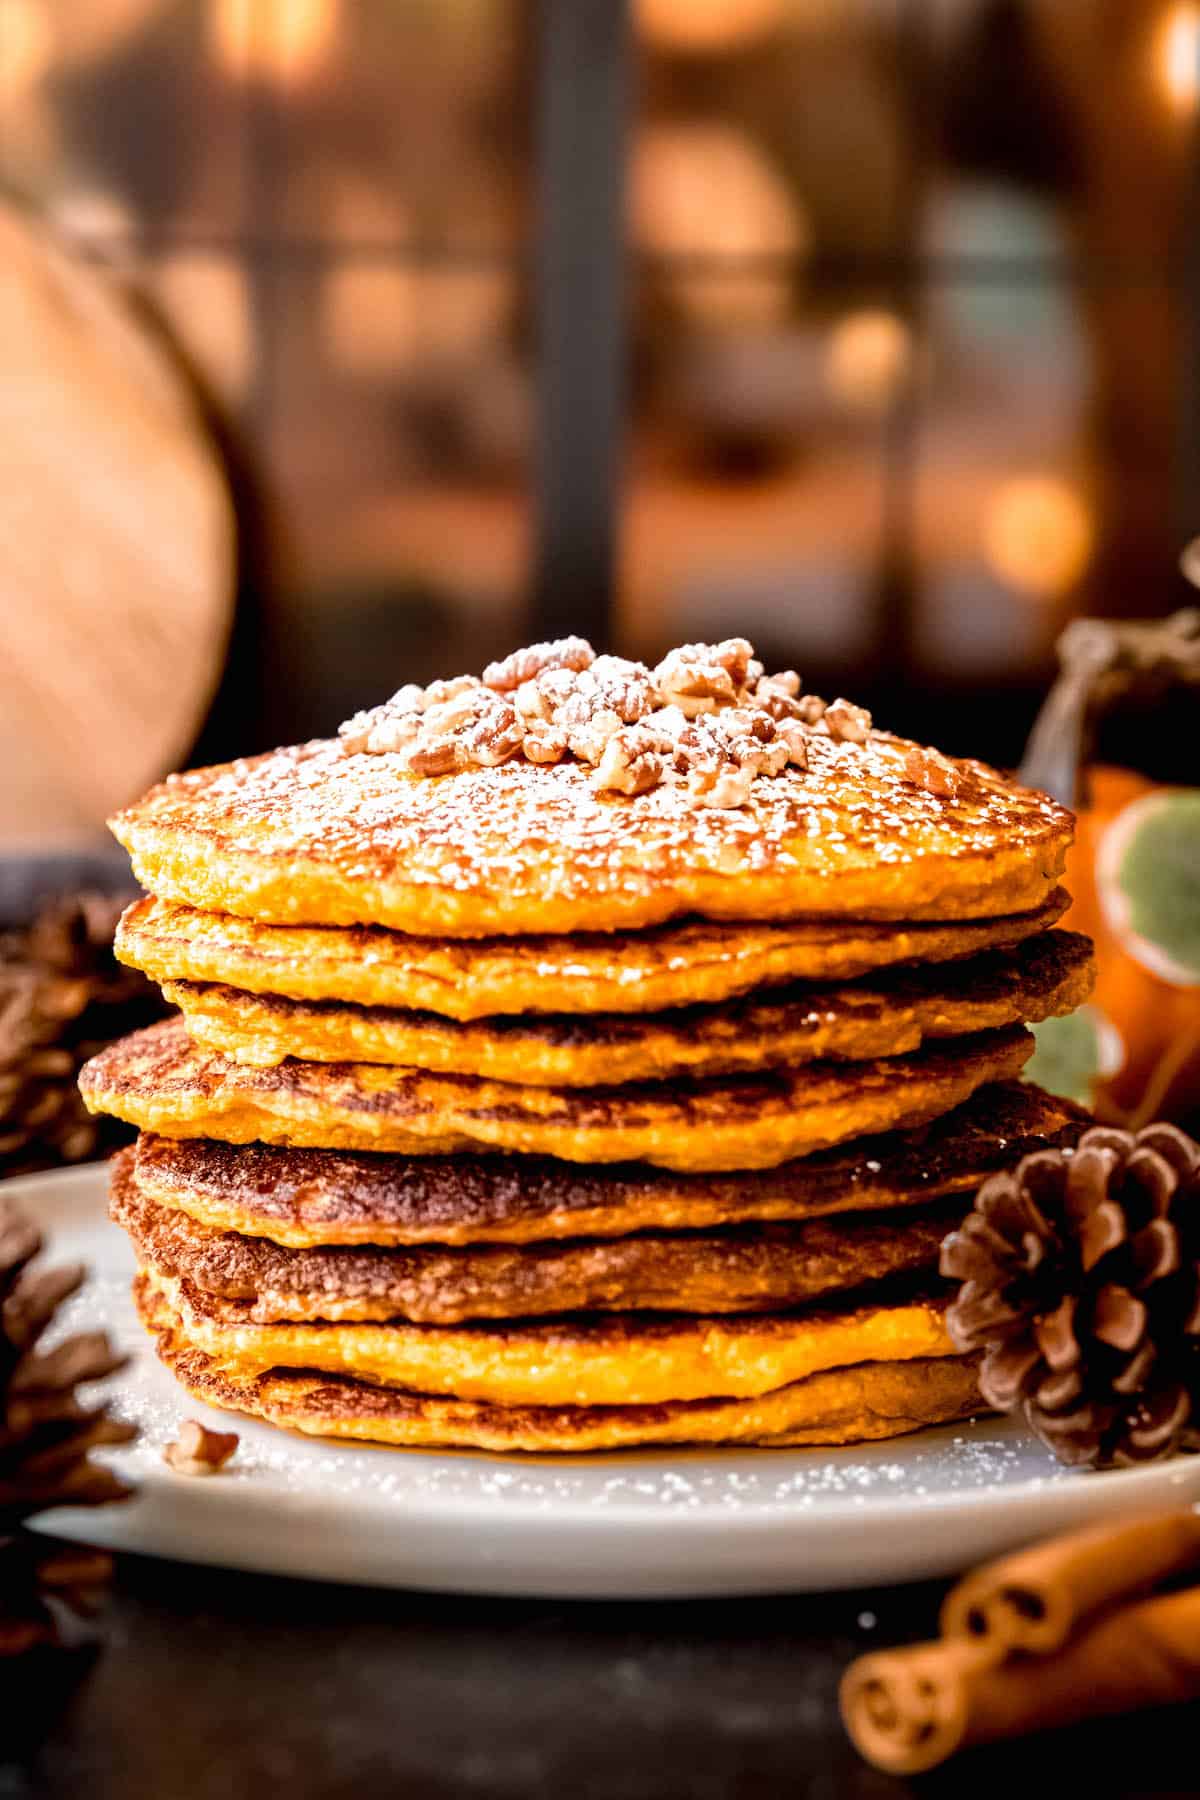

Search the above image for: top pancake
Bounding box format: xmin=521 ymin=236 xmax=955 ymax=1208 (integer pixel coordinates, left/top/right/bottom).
xmin=109 ymin=731 xmax=1073 ymax=937
xmin=115 ymin=890 xmax=1070 ymax=1018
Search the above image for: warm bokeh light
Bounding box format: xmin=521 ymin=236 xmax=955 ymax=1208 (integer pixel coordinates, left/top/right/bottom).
xmin=311 ymin=170 xmax=511 ymax=377
xmin=631 ymin=124 xmax=809 ymax=329
xmin=635 ymin=0 xmax=784 ymax=53
xmin=825 ymin=309 xmax=912 ymax=415
xmin=1155 ymin=3 xmax=1200 ymax=112
xmin=43 ymin=0 xmax=163 ymax=66
xmin=0 ymin=0 xmax=53 ymax=101
xmin=982 ymin=476 xmax=1094 ymax=600
xmin=50 ymin=188 xmax=136 ymax=246
xmin=323 ymin=266 xmax=511 ymax=378
xmin=212 ymin=0 xmax=339 ymax=86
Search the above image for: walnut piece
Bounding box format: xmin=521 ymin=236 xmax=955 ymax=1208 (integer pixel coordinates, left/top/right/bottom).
xmin=338 ymin=636 xmax=881 ymax=805
xmin=687 ymin=764 xmax=756 ymax=808
xmin=593 ymin=726 xmax=668 ymax=796
xmin=483 ymin=637 xmax=594 ymax=692
xmin=654 ymin=642 xmax=745 ymax=716
xmin=774 ymin=717 xmax=810 ymax=770
xmin=820 ymin=697 xmax=872 ymax=743
xmin=904 ymin=745 xmax=961 ymax=798
xmin=164 ymin=1420 xmax=239 ymax=1476
xmin=522 ymin=719 xmax=568 ymax=764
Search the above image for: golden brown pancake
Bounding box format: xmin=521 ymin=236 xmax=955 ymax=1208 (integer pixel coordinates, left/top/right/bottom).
xmin=162 ymin=930 xmax=1093 ymax=1082
xmin=129 ymin=1081 xmax=1085 ymax=1248
xmin=81 ymin=1017 xmax=1033 ymax=1171
xmin=115 ymin=890 xmax=1071 ymax=1018
xmin=108 ymin=732 xmax=1073 ymax=936
xmin=136 ymin=1267 xmax=955 ymax=1406
xmin=138 ymin=1281 xmax=982 ymax=1451
xmin=112 ymin=1149 xmax=958 ymax=1324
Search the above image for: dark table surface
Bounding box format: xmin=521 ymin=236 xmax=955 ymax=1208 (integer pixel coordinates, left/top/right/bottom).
xmin=3 ymin=1554 xmax=1197 ymax=1800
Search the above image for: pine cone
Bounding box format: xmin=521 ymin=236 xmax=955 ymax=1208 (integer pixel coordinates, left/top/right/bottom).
xmin=0 ymin=1199 xmax=135 ymax=1653
xmin=941 ymin=1122 xmax=1200 ymax=1468
xmin=0 ymin=892 xmax=165 ymax=1177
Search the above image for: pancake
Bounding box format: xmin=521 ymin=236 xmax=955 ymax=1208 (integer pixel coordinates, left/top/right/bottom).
xmin=108 ymin=731 xmax=1073 ymax=937
xmin=138 ymin=1282 xmax=981 ymax=1451
xmin=115 ymin=890 xmax=1072 ymax=1018
xmin=128 ymin=1081 xmax=1085 ymax=1247
xmin=136 ymin=1267 xmax=955 ymax=1406
xmin=162 ymin=930 xmax=1093 ymax=1081
xmin=81 ymin=1017 xmax=1034 ymax=1172
xmin=112 ymin=1149 xmax=958 ymax=1324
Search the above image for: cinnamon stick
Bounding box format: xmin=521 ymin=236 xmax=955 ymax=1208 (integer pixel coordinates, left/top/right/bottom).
xmin=940 ymin=1511 xmax=1200 ymax=1654
xmin=841 ymin=1585 xmax=1200 ymax=1775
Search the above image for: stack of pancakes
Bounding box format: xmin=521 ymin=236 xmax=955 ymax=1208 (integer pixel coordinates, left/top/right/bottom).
xmin=81 ymin=644 xmax=1091 ymax=1453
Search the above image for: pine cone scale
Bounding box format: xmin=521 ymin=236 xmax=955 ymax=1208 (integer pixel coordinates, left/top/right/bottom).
xmin=1129 ymin=1217 xmax=1179 ymax=1286
xmin=4 ymin=1265 xmax=87 ymax=1351
xmin=1092 ymin=1284 xmax=1146 ymax=1352
xmin=1032 ymin=1365 xmax=1085 ymax=1413
xmin=1111 ymin=1340 xmax=1157 ymax=1394
xmin=979 ymin=1336 xmax=1043 ymax=1408
xmin=1077 ymin=1199 xmax=1125 ymax=1272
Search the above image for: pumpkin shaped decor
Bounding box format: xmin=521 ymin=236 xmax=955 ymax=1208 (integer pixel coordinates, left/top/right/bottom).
xmin=1020 ymin=606 xmax=1200 ymax=1126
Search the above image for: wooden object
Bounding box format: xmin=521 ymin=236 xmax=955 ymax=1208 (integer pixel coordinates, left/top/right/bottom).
xmin=0 ymin=199 xmax=235 ymax=845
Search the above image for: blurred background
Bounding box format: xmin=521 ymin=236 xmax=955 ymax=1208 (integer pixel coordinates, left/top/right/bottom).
xmin=3 ymin=0 xmax=1199 ymax=788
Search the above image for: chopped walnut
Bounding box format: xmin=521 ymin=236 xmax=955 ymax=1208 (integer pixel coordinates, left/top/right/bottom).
xmin=678 ymin=710 xmax=787 ymax=776
xmin=337 ymin=636 xmax=877 ymax=804
xmin=774 ymin=717 xmax=810 ymax=770
xmin=820 ymin=697 xmax=872 ymax=744
xmin=406 ymin=737 xmax=463 ymax=776
xmin=904 ymin=745 xmax=961 ymax=798
xmin=688 ymin=764 xmax=756 ymax=808
xmin=654 ymin=643 xmax=740 ymax=716
xmin=363 ymin=711 xmax=423 ymax=756
xmin=582 ymin=656 xmax=658 ymax=724
xmin=337 ymin=706 xmax=387 ymax=754
xmin=407 ymin=689 xmax=525 ymax=774
xmin=522 ymin=719 xmax=568 ymax=764
xmin=794 ymin=694 xmax=828 ymax=725
xmin=714 ymin=637 xmax=756 ymax=687
xmin=421 ymin=675 xmax=476 ymax=710
xmin=339 ymin=682 xmax=427 ymax=750
xmin=483 ymin=637 xmax=594 ymax=692
xmin=460 ymin=692 xmax=526 ymax=767
xmin=754 ymin=673 xmax=804 ymax=720
xmin=514 ymin=679 xmax=551 ymax=721
xmin=563 ymin=705 xmax=624 ymax=766
xmin=593 ymin=726 xmax=668 ymax=795
xmin=164 ymin=1420 xmax=239 ymax=1476
xmin=401 ymin=688 xmax=486 ymax=774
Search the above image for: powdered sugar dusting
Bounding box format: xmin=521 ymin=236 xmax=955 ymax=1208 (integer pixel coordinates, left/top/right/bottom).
xmin=118 ymin=728 xmax=1071 ymax=907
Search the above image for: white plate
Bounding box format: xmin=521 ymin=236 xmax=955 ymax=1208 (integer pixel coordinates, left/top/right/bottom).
xmin=14 ymin=1162 xmax=1200 ymax=1599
